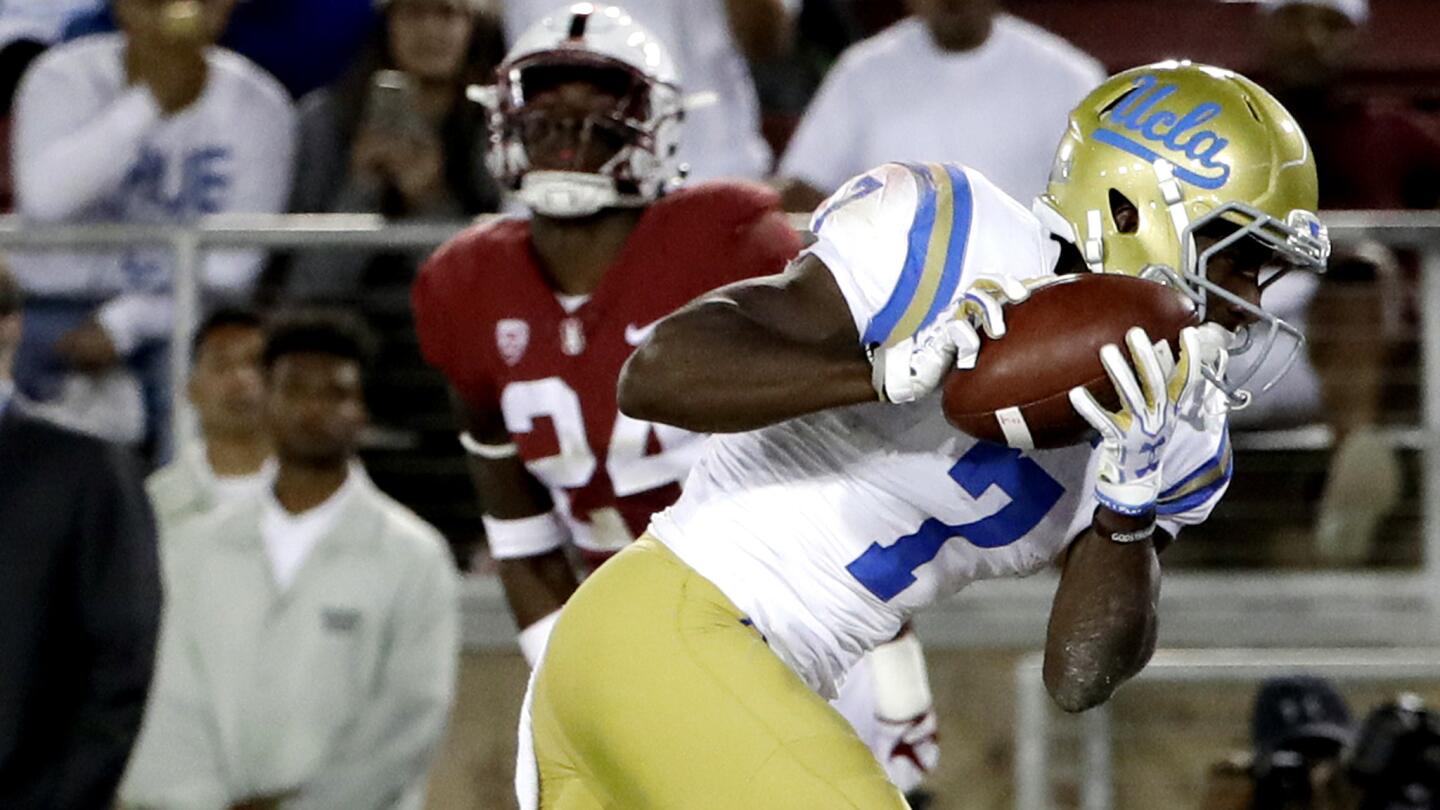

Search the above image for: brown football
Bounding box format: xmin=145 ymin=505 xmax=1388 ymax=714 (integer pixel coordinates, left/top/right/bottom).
xmin=942 ymin=273 xmax=1200 ymax=450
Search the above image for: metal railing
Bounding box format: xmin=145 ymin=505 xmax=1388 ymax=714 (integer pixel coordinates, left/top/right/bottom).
xmin=1014 ymin=648 xmax=1440 ymax=810
xmin=4 ymin=211 xmax=1440 ymax=650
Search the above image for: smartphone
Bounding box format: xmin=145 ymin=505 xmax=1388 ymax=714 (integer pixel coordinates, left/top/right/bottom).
xmin=364 ymin=70 xmax=425 ymax=138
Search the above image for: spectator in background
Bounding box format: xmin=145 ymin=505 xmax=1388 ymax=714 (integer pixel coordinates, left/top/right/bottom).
xmin=146 ymin=307 xmax=272 ymax=532
xmin=1199 ymin=675 xmax=1356 ymax=810
xmin=8 ymin=0 xmax=296 ymax=456
xmin=1249 ymin=676 xmax=1355 ymax=808
xmin=501 ymin=0 xmax=793 ymax=181
xmin=0 ymin=1 xmax=105 ymax=210
xmin=121 ymin=311 xmax=459 ymax=810
xmin=1247 ymin=0 xmax=1440 ymax=563
xmin=0 ymin=261 xmax=162 ymax=809
xmin=62 ymin=0 xmax=377 ymax=100
xmin=775 ymin=0 xmax=1103 ymax=211
xmin=1259 ymin=0 xmax=1440 ymax=211
xmin=284 ymin=0 xmax=503 ymax=301
xmin=0 ymin=0 xmax=103 ymax=48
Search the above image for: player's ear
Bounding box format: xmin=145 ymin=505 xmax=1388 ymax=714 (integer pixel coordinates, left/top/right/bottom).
xmin=1109 ymin=189 xmax=1140 ymax=234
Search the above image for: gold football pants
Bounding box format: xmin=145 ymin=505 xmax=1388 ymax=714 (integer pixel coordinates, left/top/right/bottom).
xmin=530 ymin=536 xmax=908 ymax=809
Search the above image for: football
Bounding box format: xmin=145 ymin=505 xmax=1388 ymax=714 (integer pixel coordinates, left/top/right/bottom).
xmin=942 ymin=273 xmax=1201 ymax=450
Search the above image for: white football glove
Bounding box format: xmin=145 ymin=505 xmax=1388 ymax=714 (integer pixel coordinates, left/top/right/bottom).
xmin=871 ymin=276 xmax=1030 ymax=404
xmin=1069 ymin=326 xmax=1211 ymax=516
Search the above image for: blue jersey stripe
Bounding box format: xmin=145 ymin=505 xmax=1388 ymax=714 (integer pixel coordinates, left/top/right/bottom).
xmin=862 ymin=163 xmax=938 ymax=346
xmin=916 ymin=164 xmax=974 ymax=333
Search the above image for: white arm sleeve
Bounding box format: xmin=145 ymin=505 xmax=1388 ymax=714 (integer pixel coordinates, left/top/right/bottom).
xmin=482 ymin=512 xmax=570 ymax=560
xmin=14 ymin=55 xmax=161 ymax=223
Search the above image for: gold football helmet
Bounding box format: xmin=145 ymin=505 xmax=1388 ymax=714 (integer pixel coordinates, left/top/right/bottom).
xmin=1034 ymin=61 xmax=1331 ymax=408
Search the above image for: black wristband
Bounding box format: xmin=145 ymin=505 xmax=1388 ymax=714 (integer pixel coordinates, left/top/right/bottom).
xmin=1093 ymin=505 xmax=1157 ymax=544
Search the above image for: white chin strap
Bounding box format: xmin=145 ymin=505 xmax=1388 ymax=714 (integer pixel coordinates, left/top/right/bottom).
xmin=518 ymin=172 xmax=626 ymax=218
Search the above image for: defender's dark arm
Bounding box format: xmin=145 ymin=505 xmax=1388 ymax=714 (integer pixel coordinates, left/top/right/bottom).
xmin=453 ymin=393 xmax=577 ymax=629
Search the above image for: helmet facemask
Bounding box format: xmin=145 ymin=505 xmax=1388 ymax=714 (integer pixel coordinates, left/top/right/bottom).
xmin=472 ymin=52 xmax=684 ymax=218
xmin=1139 ymin=182 xmax=1331 ymax=411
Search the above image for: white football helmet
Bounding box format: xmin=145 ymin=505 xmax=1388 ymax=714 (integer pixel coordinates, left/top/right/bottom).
xmin=469 ymin=3 xmax=685 ymax=218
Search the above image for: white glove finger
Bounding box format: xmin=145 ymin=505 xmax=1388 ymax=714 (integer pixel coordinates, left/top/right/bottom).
xmin=874 ymin=339 xmax=916 ymax=403
xmin=1125 ymin=328 xmax=1168 ymax=425
xmin=1194 ymin=322 xmax=1233 ymax=381
xmin=1152 ymin=337 xmax=1176 ymax=381
xmin=1099 ymin=342 xmax=1148 ymax=419
xmin=1069 ymin=385 xmax=1120 ymax=437
xmin=947 ymin=319 xmax=981 ymax=370
xmin=996 ymin=275 xmax=1030 ymax=304
xmin=1169 ymin=326 xmax=1205 ymax=403
xmin=915 ymin=334 xmax=958 ymax=382
xmin=962 ymin=288 xmax=1007 ymax=339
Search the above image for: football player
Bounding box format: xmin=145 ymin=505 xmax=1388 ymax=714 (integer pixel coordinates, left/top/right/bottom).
xmin=411 ymin=2 xmax=943 ymax=799
xmin=522 ymin=61 xmax=1331 ymax=808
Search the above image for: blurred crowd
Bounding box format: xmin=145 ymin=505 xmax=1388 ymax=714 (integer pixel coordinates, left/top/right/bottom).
xmin=1 ymin=0 xmax=1438 ymax=807
xmin=1201 ymin=676 xmax=1440 ymax=810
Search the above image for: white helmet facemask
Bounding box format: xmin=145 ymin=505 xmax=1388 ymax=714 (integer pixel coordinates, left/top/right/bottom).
xmin=470 ymin=4 xmax=685 ymax=219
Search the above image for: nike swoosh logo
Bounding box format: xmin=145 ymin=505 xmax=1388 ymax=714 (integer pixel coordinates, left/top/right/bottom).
xmin=624 ymin=318 xmax=663 ymax=347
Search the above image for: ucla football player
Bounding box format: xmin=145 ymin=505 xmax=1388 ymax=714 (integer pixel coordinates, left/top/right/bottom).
xmin=413 ymin=3 xmax=944 ymax=801
xmin=518 ymin=60 xmax=1330 ymax=809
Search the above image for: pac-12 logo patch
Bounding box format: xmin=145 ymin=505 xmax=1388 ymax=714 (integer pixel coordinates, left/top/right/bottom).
xmin=1094 ymin=74 xmax=1232 ymax=190
xmin=496 ymin=319 xmax=530 ymax=366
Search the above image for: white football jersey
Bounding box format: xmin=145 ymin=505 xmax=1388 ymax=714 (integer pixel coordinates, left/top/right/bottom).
xmin=650 ymin=162 xmax=1232 ymax=698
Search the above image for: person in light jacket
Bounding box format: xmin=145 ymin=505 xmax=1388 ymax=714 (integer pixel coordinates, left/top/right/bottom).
xmin=120 ymin=310 xmax=460 ymax=810
xmin=146 ymin=307 xmax=273 ymax=533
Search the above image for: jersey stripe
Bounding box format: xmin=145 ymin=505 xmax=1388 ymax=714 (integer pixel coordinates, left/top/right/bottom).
xmin=863 ymin=164 xmax=938 ymax=347
xmin=862 ymin=163 xmax=974 ymax=348
xmin=918 ymin=163 xmax=974 ymax=332
xmin=1157 ymin=425 xmax=1233 ymax=515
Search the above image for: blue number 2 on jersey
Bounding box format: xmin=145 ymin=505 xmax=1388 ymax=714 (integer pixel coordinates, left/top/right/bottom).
xmin=846 ymin=443 xmax=1066 ymax=601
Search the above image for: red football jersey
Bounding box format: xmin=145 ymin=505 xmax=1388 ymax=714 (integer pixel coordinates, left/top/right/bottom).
xmin=413 ymin=181 xmax=802 ymax=557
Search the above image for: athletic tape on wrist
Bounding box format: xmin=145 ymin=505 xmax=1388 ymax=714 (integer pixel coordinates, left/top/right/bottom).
xmin=483 ymin=512 xmax=569 ymax=560
xmin=518 ymin=609 xmax=561 ymax=668
xmin=869 ymin=632 xmax=934 ymax=722
xmin=460 ymin=431 xmax=519 ymax=459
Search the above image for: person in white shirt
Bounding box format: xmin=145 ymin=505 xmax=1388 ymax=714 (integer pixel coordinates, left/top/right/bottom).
xmin=776 ymin=0 xmax=1104 ymax=211
xmin=121 ymin=310 xmax=460 ymax=810
xmin=500 ymin=0 xmax=793 ymax=181
xmin=147 ymin=307 xmax=274 ymax=532
xmin=8 ymin=0 xmax=296 ymax=451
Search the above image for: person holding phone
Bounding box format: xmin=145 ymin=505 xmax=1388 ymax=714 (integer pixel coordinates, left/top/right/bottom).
xmin=289 ymin=0 xmax=502 ymax=234
xmin=284 ymin=0 xmax=504 ymax=305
